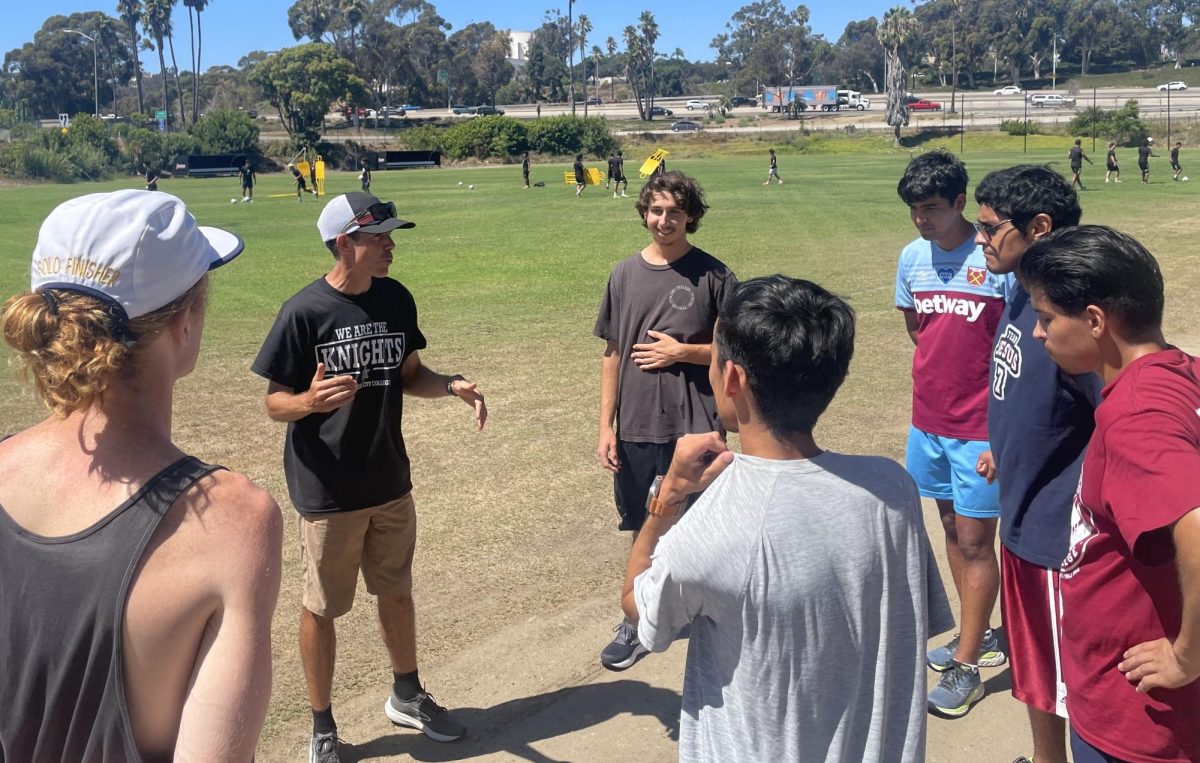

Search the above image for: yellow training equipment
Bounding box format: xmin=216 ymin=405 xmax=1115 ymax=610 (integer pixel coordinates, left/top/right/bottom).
xmin=639 ymin=149 xmax=669 ymax=178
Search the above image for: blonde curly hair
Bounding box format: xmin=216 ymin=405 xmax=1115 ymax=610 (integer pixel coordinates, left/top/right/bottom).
xmin=2 ymin=280 xmax=207 ymax=417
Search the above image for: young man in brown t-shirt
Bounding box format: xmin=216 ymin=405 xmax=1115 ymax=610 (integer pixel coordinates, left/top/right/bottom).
xmin=593 ymin=172 xmax=737 ymax=670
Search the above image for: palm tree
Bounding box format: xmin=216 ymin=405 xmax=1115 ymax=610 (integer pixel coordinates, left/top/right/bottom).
xmin=142 ymin=0 xmax=171 ymax=119
xmin=116 ymin=0 xmax=146 ymax=115
xmin=184 ymin=0 xmax=210 ymax=123
xmin=591 ymin=44 xmax=602 ymax=103
xmin=605 ymin=35 xmax=617 ymax=101
xmin=879 ymin=6 xmax=918 ymax=146
xmin=638 ymin=11 xmax=658 ymax=115
xmin=577 ymin=14 xmax=591 ymax=115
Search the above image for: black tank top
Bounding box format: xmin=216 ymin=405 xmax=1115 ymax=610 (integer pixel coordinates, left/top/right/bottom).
xmin=0 ymin=453 xmax=221 ymax=762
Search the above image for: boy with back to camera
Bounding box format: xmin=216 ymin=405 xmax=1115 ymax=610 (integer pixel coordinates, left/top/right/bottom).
xmin=894 ymin=150 xmax=1011 ymax=718
xmin=622 ymin=275 xmax=953 ymax=761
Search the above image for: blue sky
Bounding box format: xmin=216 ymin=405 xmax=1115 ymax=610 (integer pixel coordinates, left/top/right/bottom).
xmin=4 ymin=1 xmax=900 ymax=71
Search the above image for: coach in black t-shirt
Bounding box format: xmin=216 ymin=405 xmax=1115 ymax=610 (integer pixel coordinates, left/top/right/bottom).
xmin=252 ymin=192 xmax=486 ymax=761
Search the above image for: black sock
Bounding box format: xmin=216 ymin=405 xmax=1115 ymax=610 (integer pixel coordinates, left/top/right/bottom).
xmin=393 ymin=670 xmax=422 ymax=698
xmin=312 ymin=704 xmax=336 ymax=735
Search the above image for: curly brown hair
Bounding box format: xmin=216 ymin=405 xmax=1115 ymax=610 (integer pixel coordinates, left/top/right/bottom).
xmin=2 ymin=279 xmax=208 ymax=417
xmin=635 ymin=171 xmax=709 ymax=234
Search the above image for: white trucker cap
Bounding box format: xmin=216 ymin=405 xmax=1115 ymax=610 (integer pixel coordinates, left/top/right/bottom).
xmin=31 ymin=190 xmax=243 ymax=319
xmin=316 ymin=192 xmax=414 ymax=243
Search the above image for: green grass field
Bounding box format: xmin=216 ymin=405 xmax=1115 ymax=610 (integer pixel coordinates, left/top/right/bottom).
xmin=2 ymin=145 xmax=1198 ymax=754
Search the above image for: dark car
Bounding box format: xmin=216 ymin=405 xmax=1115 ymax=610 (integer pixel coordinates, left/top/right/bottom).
xmin=473 ymin=105 xmax=506 ymax=116
xmin=648 ymin=105 xmax=675 ymax=117
xmin=730 ymin=95 xmax=757 ymax=107
xmin=907 ymin=98 xmax=942 ymax=111
xmin=586 ymin=96 xmax=603 ymax=105
xmin=671 ymin=119 xmax=701 ymax=132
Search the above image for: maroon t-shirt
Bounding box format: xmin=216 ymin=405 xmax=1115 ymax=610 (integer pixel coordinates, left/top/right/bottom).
xmin=1060 ymin=349 xmax=1200 ymax=763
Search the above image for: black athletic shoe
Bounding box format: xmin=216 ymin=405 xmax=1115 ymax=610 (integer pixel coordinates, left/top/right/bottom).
xmin=384 ymin=689 xmax=466 ymax=742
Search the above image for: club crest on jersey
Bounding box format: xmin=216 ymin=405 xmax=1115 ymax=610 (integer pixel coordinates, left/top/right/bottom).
xmin=967 ymin=266 xmax=987 ymax=287
xmin=936 ymin=267 xmax=955 ymax=284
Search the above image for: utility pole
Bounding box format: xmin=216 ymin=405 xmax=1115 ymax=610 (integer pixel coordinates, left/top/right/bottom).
xmin=64 ymin=28 xmax=99 ymax=117
xmin=568 ymin=0 xmax=576 ymax=116
xmin=1052 ymin=32 xmax=1059 ymax=91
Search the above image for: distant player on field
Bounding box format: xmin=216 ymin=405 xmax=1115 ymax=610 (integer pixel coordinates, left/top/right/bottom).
xmin=608 ymin=151 xmax=628 ymax=198
xmin=1105 ymin=142 xmax=1120 ymax=183
xmin=522 ymin=152 xmax=531 ymax=189
xmin=1171 ymin=141 xmax=1183 ymax=181
xmin=359 ymin=159 xmax=372 ymax=193
xmin=764 ymin=148 xmax=783 ymax=186
xmin=1068 ymin=139 xmax=1092 ymax=191
xmin=894 ymin=150 xmax=1011 ymax=719
xmin=574 ymin=154 xmax=587 ymax=198
xmin=239 ymin=159 xmax=256 ymax=202
xmin=1138 ymin=137 xmax=1155 ymax=184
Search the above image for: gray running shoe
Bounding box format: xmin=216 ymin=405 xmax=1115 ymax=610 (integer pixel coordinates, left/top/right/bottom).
xmin=927 ymin=628 xmax=1006 ymax=672
xmin=600 ymin=619 xmax=649 ymax=671
xmin=309 ymin=731 xmax=340 ymax=763
xmin=928 ymin=662 xmax=985 ymax=717
xmin=385 ymin=690 xmax=466 ymax=742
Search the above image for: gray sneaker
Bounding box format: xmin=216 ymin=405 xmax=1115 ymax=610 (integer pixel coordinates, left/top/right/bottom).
xmin=927 ymin=628 xmax=1006 ymax=672
xmin=928 ymin=662 xmax=985 ymax=717
xmin=600 ymin=619 xmax=649 ymax=671
xmin=384 ymin=689 xmax=465 ymax=742
xmin=309 ymin=731 xmax=340 ymax=763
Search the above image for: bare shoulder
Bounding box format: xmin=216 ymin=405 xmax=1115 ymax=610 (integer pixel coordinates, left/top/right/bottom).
xmin=164 ymin=469 xmax=282 ymax=583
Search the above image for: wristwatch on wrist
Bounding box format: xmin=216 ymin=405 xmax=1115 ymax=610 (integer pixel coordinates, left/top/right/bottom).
xmin=445 ymin=374 xmax=466 ymax=396
xmin=646 ymin=474 xmax=684 ymax=518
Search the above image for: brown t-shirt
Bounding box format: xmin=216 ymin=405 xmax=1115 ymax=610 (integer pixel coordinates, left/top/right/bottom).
xmin=594 ymin=248 xmax=737 ymax=443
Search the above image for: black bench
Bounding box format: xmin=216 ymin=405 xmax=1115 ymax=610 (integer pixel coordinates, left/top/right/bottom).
xmin=380 ymin=150 xmax=441 ymax=170
xmin=176 ymin=154 xmax=247 ymax=178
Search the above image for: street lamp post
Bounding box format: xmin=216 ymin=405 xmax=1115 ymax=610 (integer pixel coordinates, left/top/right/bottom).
xmin=568 ymin=0 xmax=576 ymax=116
xmin=64 ymin=29 xmax=99 ymax=117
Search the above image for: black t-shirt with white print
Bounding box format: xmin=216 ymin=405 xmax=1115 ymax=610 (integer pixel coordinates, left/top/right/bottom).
xmin=252 ymin=276 xmax=427 ymax=515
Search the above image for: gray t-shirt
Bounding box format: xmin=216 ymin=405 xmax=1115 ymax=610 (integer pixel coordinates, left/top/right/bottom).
xmin=593 ymin=248 xmax=736 ymax=443
xmin=635 ymin=453 xmax=954 ymax=763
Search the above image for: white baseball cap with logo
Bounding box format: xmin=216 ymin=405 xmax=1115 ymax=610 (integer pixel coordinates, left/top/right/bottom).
xmin=31 ymin=189 xmax=244 ymax=320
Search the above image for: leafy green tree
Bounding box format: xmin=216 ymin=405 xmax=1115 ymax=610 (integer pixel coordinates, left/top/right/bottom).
xmin=251 ymin=42 xmax=367 ymax=146
xmin=828 ymin=19 xmax=883 ymax=93
xmin=474 ymin=32 xmax=515 ymax=106
xmin=1 ymin=13 xmax=136 ymax=118
xmin=1066 ymin=0 xmax=1121 ymax=76
xmin=189 ymin=109 xmax=260 ymax=154
xmin=528 ymin=15 xmax=570 ymax=102
xmin=1068 ymin=100 xmax=1149 ymax=144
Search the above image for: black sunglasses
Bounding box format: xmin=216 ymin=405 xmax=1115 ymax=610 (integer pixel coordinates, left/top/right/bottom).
xmin=343 ymin=201 xmax=397 ymax=232
xmin=972 ymin=218 xmax=1012 ymax=239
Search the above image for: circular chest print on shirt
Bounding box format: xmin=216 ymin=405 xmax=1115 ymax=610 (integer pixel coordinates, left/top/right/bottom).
xmin=668 ymin=285 xmax=696 ymax=311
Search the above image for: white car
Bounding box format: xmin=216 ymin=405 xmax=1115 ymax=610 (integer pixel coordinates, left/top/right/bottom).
xmin=993 ymin=85 xmax=1023 ymax=96
xmin=685 ymin=99 xmax=710 ymax=110
xmin=1157 ymin=81 xmax=1188 ymax=91
xmin=1029 ymin=93 xmax=1076 ymax=108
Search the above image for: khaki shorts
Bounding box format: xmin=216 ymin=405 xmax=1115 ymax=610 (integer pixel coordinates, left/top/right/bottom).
xmin=299 ymin=493 xmax=416 ymax=618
